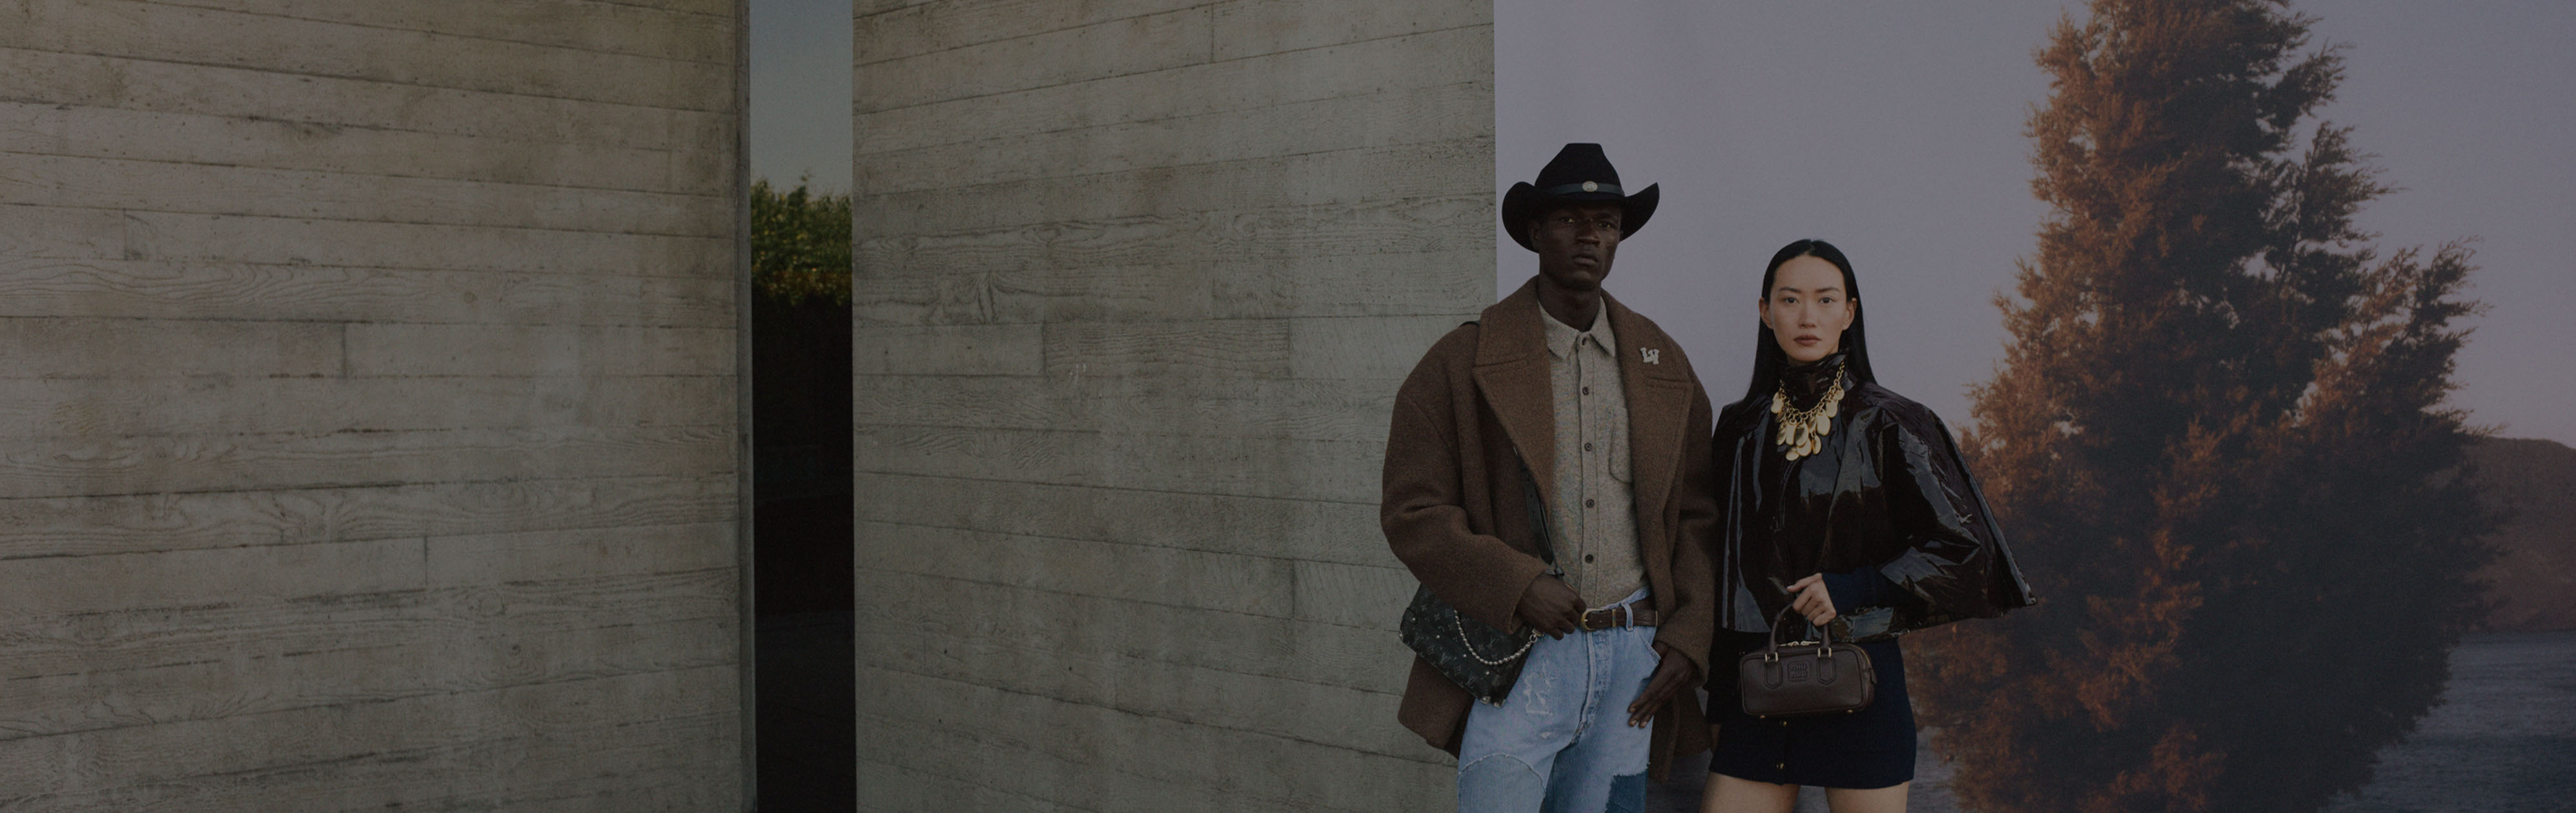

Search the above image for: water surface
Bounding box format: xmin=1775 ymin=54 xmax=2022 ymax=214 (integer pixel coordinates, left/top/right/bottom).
xmin=1647 ymin=631 xmax=2576 ymax=812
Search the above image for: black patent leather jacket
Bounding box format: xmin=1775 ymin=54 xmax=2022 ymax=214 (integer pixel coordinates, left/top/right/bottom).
xmin=1713 ymin=355 xmax=2036 ymax=643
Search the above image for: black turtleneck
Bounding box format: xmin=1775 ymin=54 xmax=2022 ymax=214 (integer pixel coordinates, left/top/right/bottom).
xmin=1776 ymin=353 xmax=1848 ymax=412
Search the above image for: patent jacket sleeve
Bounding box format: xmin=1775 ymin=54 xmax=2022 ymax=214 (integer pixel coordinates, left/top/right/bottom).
xmin=1874 ymin=409 xmax=2016 ymax=622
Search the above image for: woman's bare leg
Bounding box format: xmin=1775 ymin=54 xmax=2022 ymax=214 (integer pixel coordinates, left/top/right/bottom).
xmin=1700 ymin=774 xmax=1798 ymax=813
xmin=1822 ymin=783 xmax=1908 ymax=813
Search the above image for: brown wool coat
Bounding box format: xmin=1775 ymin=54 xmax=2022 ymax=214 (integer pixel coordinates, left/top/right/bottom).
xmin=1381 ymin=279 xmax=1719 ymax=780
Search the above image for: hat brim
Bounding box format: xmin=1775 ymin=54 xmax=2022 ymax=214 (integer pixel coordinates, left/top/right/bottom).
xmin=1500 ymin=182 xmax=1659 ymax=251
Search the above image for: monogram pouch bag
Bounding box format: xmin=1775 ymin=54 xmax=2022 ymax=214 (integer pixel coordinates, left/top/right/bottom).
xmin=1398 ymin=464 xmax=1559 ymax=706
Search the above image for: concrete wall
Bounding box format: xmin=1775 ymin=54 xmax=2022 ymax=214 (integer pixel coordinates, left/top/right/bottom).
xmin=850 ymin=1 xmax=1494 ymax=809
xmin=0 ymin=1 xmax=746 ymax=808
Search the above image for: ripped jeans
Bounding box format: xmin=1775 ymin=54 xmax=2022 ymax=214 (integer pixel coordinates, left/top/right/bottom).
xmin=1455 ymin=588 xmax=1657 ymax=813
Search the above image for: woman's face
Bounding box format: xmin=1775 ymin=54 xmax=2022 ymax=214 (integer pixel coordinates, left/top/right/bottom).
xmin=1758 ymin=255 xmax=1856 ymax=364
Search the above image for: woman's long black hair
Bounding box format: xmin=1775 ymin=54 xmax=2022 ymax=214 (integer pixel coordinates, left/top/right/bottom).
xmin=1732 ymin=239 xmax=1878 ymax=409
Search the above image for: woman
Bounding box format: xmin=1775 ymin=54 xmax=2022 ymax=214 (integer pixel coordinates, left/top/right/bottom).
xmin=1701 ymin=240 xmax=2035 ymax=812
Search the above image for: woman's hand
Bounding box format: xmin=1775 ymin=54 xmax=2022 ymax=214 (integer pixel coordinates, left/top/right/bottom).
xmin=1786 ymin=573 xmax=1837 ymax=626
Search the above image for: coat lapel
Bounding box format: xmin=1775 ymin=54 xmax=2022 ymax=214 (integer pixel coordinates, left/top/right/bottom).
xmin=1606 ymin=293 xmax=1692 ymax=544
xmin=1472 ymin=280 xmax=1556 ymax=505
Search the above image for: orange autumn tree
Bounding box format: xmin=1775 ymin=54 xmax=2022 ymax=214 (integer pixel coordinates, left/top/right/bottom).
xmin=1914 ymin=1 xmax=2495 ymax=810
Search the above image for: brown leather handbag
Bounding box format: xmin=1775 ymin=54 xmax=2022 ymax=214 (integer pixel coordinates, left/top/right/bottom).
xmin=1737 ymin=606 xmax=1876 ymax=718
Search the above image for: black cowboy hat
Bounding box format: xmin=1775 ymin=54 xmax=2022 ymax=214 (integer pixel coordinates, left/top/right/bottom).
xmin=1500 ymin=143 xmax=1660 ymax=252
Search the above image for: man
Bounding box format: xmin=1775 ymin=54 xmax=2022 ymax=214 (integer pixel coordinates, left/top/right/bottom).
xmin=1383 ymin=143 xmax=1719 ymax=811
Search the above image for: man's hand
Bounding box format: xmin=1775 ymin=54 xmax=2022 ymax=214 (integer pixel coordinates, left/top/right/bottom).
xmin=1626 ymin=643 xmax=1698 ymax=727
xmin=1787 ymin=572 xmax=1837 ymax=626
xmin=1515 ymin=575 xmax=1584 ymax=639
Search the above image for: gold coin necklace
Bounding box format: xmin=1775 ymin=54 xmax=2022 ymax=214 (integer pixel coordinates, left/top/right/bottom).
xmin=1770 ymin=375 xmax=1845 ymax=461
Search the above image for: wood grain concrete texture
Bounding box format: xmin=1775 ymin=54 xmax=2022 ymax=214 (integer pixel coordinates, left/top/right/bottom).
xmin=1 ymin=0 xmax=745 ymax=809
xmin=852 ymin=1 xmax=1493 ymax=810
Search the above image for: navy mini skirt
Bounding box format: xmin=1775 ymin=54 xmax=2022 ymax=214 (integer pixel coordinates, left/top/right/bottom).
xmin=1705 ymin=630 xmax=1914 ymax=790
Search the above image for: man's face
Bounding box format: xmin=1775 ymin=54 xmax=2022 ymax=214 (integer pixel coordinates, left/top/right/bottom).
xmin=1529 ymin=201 xmax=1623 ymax=292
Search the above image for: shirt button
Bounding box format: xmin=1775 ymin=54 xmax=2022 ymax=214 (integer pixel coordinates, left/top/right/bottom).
xmin=1584 ymin=554 xmax=1595 ymax=562
xmin=1583 ymin=442 xmax=1593 ymax=451
xmin=1584 ymin=499 xmax=1596 ymax=508
xmin=1581 ymin=386 xmax=1590 ymax=395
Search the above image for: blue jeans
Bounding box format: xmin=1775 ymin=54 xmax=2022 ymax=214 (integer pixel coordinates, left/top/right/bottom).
xmin=1456 ymin=588 xmax=1657 ymax=813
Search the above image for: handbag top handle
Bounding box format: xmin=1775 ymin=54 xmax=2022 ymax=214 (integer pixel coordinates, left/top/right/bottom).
xmin=1762 ymin=606 xmax=1839 ymax=663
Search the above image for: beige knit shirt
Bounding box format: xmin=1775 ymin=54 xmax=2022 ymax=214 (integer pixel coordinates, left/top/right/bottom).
xmin=1541 ymin=309 xmax=1645 ymax=609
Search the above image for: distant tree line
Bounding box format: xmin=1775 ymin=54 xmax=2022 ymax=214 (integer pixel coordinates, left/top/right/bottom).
xmin=751 ymin=177 xmax=852 ymax=307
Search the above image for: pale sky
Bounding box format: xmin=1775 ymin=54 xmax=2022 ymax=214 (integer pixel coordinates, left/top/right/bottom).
xmin=1497 ymin=2 xmax=2576 ymax=446
xmin=751 ymin=2 xmax=2575 ymax=446
xmin=749 ymin=0 xmax=851 ymax=193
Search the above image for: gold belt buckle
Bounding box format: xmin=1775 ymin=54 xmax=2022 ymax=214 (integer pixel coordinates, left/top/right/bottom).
xmin=1581 ymin=605 xmax=1624 ymax=631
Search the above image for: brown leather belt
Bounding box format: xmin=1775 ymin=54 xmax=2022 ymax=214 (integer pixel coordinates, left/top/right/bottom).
xmin=1578 ymin=603 xmax=1658 ymax=631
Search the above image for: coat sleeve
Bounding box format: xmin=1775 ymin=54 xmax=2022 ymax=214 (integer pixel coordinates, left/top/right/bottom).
xmin=1381 ymin=330 xmax=1551 ymax=633
xmin=1874 ymin=410 xmax=2006 ymax=621
xmin=1651 ymin=378 xmax=1719 ymax=677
